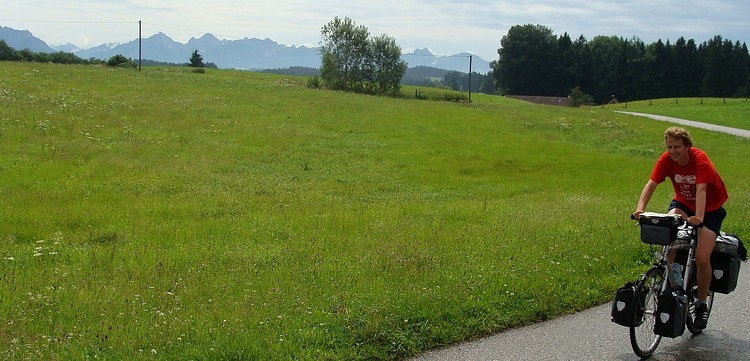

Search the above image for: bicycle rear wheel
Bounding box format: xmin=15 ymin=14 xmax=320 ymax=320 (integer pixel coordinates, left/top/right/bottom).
xmin=630 ymin=267 xmax=664 ymax=358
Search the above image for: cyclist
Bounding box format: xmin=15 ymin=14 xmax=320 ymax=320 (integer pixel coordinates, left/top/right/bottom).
xmin=632 ymin=126 xmax=728 ymax=330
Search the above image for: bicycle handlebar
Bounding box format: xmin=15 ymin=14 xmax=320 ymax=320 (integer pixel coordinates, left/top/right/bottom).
xmin=630 ymin=213 xmax=703 ymax=228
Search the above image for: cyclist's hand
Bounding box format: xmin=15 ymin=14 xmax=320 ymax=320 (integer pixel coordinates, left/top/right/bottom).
xmin=687 ymin=216 xmax=703 ymax=226
xmin=632 ymin=210 xmax=644 ymax=220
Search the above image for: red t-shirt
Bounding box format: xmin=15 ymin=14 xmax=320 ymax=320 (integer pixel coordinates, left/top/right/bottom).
xmin=650 ymin=147 xmax=728 ymax=212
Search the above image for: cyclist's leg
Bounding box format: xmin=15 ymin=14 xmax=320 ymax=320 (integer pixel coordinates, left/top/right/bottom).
xmin=694 ymin=227 xmax=716 ymax=301
xmin=695 ymin=207 xmax=727 ymax=301
xmin=692 ymin=207 xmax=726 ymax=329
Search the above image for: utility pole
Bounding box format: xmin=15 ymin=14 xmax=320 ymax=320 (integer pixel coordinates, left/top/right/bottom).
xmin=468 ymin=55 xmax=472 ymax=103
xmin=138 ymin=20 xmax=142 ymax=71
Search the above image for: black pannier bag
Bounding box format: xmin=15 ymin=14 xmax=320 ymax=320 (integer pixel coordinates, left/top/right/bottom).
xmin=710 ymin=233 xmax=743 ymax=294
xmin=715 ymin=232 xmax=741 ymax=257
xmin=732 ymin=233 xmax=748 ymax=261
xmin=710 ymin=253 xmax=740 ymax=294
xmin=653 ymin=290 xmax=686 ymax=338
xmin=611 ymin=282 xmax=643 ymax=327
xmin=639 ymin=212 xmax=681 ymax=245
xmin=717 ymin=232 xmax=747 ymax=261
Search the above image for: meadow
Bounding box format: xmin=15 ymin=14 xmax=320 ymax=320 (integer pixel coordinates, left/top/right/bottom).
xmin=1 ymin=62 xmax=749 ymax=360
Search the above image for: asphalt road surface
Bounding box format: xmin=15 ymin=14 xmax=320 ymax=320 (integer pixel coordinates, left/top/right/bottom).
xmin=411 ymin=251 xmax=750 ymax=361
xmin=411 ymin=115 xmax=750 ymax=360
xmin=616 ymin=111 xmax=750 ymax=138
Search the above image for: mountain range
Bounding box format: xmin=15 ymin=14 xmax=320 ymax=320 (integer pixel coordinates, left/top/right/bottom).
xmin=0 ymin=26 xmax=491 ymax=74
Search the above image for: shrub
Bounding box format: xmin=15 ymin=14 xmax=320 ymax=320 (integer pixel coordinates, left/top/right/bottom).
xmin=307 ymin=76 xmax=322 ymax=89
xmin=106 ymin=55 xmax=136 ymax=69
xmin=570 ymin=86 xmax=594 ymax=107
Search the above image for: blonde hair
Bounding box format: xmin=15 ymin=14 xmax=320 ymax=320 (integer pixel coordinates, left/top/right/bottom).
xmin=664 ymin=126 xmax=693 ymax=147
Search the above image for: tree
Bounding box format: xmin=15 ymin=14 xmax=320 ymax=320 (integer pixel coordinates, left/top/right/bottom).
xmin=319 ymin=17 xmax=371 ymax=91
xmin=569 ymin=86 xmax=593 ymax=107
xmin=555 ymin=32 xmax=576 ymax=96
xmin=587 ymin=35 xmax=626 ymax=103
xmin=319 ymin=17 xmax=408 ymax=95
xmin=0 ymin=40 xmax=20 ymax=61
xmin=671 ymin=37 xmax=701 ymax=97
xmin=491 ymin=24 xmax=558 ymax=96
xmin=189 ymin=50 xmax=205 ymax=68
xmin=368 ymin=34 xmax=407 ymax=94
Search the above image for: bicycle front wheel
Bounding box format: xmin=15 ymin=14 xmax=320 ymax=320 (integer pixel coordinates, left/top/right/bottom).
xmin=630 ymin=266 xmax=664 ymax=358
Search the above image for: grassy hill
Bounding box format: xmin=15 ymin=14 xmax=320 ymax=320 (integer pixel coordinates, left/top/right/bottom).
xmin=1 ymin=62 xmax=749 ymax=360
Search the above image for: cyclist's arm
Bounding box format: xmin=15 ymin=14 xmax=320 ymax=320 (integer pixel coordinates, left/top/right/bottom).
xmin=634 ymin=180 xmax=659 ymax=218
xmin=690 ymin=183 xmax=707 ymax=225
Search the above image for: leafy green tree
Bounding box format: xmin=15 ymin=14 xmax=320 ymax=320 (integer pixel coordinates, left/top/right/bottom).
xmin=700 ymin=36 xmax=728 ymax=97
xmin=728 ymin=41 xmax=749 ymax=97
xmin=672 ymin=37 xmax=702 ymax=97
xmin=368 ymin=34 xmax=407 ymax=94
xmin=319 ymin=17 xmax=408 ymax=95
xmin=647 ymin=39 xmax=672 ymax=98
xmin=189 ymin=50 xmax=205 ymax=68
xmin=569 ymin=86 xmax=593 ymax=107
xmin=618 ymin=37 xmax=648 ymax=101
xmin=17 ymin=48 xmax=35 ymax=62
xmin=587 ymin=35 xmax=626 ymax=103
xmin=0 ymin=40 xmax=20 ymax=61
xmin=491 ymin=24 xmax=558 ymax=96
xmin=319 ymin=17 xmax=371 ymax=91
xmin=555 ymin=32 xmax=576 ymax=96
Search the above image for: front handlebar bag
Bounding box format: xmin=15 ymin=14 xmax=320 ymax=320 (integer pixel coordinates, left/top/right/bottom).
xmin=639 ymin=212 xmax=681 ymax=245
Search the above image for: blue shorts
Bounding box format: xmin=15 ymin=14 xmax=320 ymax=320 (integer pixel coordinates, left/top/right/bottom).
xmin=669 ymin=200 xmax=726 ymax=235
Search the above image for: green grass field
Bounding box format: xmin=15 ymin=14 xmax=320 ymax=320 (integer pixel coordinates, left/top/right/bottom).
xmin=2 ymin=62 xmax=749 ymax=360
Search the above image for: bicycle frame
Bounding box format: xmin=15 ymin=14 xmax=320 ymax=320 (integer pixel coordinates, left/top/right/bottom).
xmin=657 ymin=223 xmax=697 ymax=294
xmin=628 ymin=217 xmax=714 ymax=358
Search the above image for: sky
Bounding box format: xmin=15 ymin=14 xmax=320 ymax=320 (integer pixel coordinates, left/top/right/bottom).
xmin=1 ymin=0 xmax=748 ymax=61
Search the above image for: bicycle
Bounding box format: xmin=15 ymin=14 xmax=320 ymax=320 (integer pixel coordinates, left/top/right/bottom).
xmin=627 ymin=212 xmax=713 ymax=358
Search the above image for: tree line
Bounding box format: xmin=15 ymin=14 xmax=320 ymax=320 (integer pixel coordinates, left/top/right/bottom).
xmin=0 ymin=40 xmax=101 ymax=65
xmin=0 ymin=40 xmax=217 ymax=69
xmin=492 ymin=24 xmax=750 ymax=104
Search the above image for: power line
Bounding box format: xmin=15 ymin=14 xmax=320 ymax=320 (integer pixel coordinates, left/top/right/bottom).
xmin=141 ymin=21 xmax=248 ymax=41
xmin=141 ymin=22 xmax=209 ymax=36
xmin=1 ymin=18 xmax=241 ymax=43
xmin=0 ymin=18 xmax=135 ymax=24
xmin=405 ymin=52 xmax=475 ymax=58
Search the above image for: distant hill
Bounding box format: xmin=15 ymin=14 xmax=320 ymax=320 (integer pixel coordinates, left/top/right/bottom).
xmin=0 ymin=25 xmax=492 ymax=74
xmin=402 ymin=48 xmax=486 ymax=74
xmin=0 ymin=26 xmax=55 ymax=53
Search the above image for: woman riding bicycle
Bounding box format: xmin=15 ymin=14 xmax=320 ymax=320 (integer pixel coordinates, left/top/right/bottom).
xmin=632 ymin=126 xmax=728 ymax=330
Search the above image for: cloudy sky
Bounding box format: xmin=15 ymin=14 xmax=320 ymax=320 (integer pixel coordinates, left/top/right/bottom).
xmin=2 ymin=0 xmax=747 ymax=60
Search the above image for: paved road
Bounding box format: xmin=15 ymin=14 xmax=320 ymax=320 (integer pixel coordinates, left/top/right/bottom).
xmin=411 ymin=261 xmax=750 ymax=361
xmin=616 ymin=111 xmax=750 ymax=138
xmin=411 ymin=114 xmax=750 ymax=360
